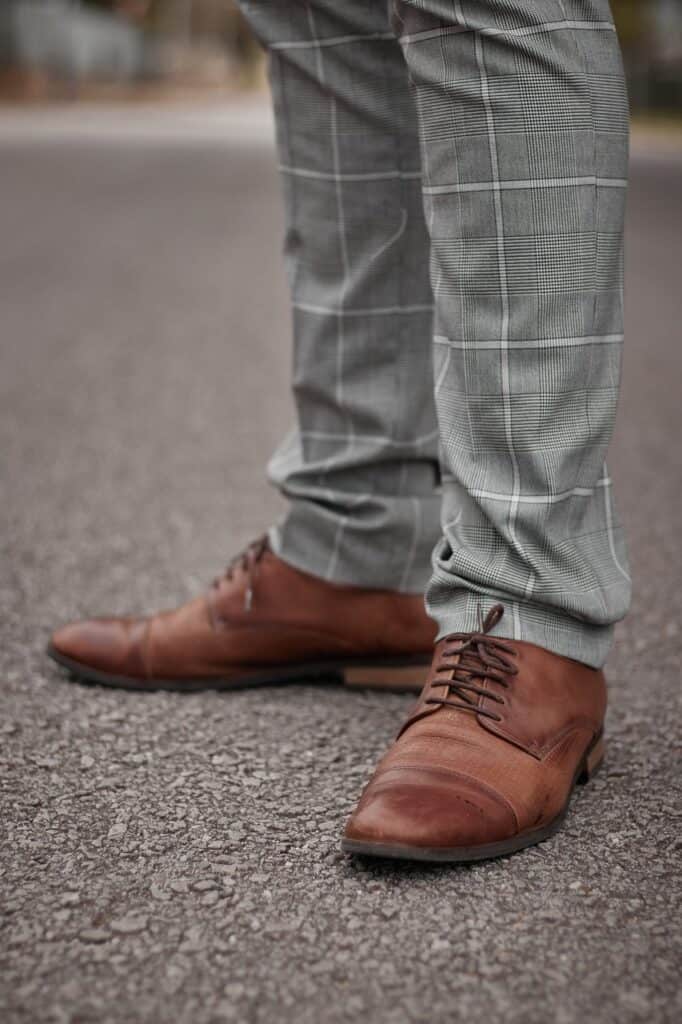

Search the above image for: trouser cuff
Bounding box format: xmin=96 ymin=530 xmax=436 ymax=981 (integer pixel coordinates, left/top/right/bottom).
xmin=268 ymin=496 xmax=440 ymax=594
xmin=426 ymin=584 xmax=614 ymax=669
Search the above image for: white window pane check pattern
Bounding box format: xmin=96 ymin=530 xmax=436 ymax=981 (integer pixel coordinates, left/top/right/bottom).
xmin=238 ymin=0 xmax=631 ymax=668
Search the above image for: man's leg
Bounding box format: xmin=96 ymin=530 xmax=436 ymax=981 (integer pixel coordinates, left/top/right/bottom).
xmin=47 ymin=0 xmax=443 ymax=693
xmin=344 ymin=1 xmax=631 ymax=862
xmin=395 ymin=0 xmax=631 ymax=665
xmin=239 ymin=0 xmax=441 ymax=593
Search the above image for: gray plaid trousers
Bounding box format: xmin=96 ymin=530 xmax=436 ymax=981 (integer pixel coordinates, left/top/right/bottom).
xmin=238 ymin=0 xmax=631 ymax=668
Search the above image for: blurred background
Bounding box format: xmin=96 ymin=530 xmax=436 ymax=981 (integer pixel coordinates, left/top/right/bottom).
xmin=0 ymin=1 xmax=261 ymax=99
xmin=0 ymin=0 xmax=681 ymax=112
xmin=1 ymin=4 xmax=680 ymax=1024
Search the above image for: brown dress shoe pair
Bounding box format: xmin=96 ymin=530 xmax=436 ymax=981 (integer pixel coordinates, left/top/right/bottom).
xmin=48 ymin=541 xmax=606 ymax=863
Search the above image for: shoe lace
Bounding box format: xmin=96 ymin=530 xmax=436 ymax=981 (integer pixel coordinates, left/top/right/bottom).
xmin=426 ymin=604 xmax=518 ymax=723
xmin=211 ymin=535 xmax=269 ymax=611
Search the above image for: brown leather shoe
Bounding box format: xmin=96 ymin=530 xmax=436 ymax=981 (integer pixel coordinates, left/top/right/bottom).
xmin=47 ymin=537 xmax=436 ymax=692
xmin=342 ymin=605 xmax=606 ymax=862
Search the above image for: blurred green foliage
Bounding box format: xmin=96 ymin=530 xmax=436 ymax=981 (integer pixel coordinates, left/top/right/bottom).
xmin=610 ymin=0 xmax=648 ymax=44
xmin=611 ymin=0 xmax=682 ymax=112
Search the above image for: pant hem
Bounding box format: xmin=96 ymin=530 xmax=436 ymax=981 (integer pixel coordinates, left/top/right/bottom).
xmin=427 ymin=589 xmax=615 ymax=669
xmin=267 ymin=513 xmax=434 ymax=595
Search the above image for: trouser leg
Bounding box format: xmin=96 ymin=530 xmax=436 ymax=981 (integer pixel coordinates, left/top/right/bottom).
xmin=238 ymin=1 xmax=441 ymax=592
xmin=395 ymin=0 xmax=631 ymax=666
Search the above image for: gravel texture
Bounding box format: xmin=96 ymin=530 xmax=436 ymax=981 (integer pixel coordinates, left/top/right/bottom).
xmin=1 ymin=108 xmax=681 ymax=1024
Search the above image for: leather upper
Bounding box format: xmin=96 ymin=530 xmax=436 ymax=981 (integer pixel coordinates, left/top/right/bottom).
xmin=344 ymin=633 xmax=607 ymax=849
xmin=50 ymin=545 xmax=436 ymax=682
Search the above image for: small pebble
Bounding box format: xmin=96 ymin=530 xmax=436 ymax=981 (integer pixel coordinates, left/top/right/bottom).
xmin=110 ymin=915 xmax=148 ymax=935
xmin=192 ymin=879 xmax=217 ymax=892
xmin=79 ymin=929 xmax=109 ymax=944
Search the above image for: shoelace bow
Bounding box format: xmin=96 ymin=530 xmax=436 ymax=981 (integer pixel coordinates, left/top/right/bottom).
xmin=211 ymin=535 xmax=269 ymax=611
xmin=426 ymin=604 xmax=519 ymax=722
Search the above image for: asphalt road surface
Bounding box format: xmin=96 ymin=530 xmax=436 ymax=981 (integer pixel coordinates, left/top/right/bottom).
xmin=1 ymin=103 xmax=681 ymax=1024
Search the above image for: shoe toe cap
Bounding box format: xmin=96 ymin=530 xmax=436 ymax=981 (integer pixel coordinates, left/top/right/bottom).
xmin=344 ymin=767 xmax=516 ymax=852
xmin=49 ymin=617 xmax=147 ymax=679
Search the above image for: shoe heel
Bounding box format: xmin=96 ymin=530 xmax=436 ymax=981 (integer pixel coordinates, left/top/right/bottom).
xmin=578 ymin=734 xmax=605 ymax=785
xmin=342 ymin=662 xmax=429 ymax=693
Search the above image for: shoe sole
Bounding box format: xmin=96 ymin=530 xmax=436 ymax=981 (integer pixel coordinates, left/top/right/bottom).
xmin=341 ymin=733 xmax=605 ymax=864
xmin=45 ymin=643 xmax=430 ymax=694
